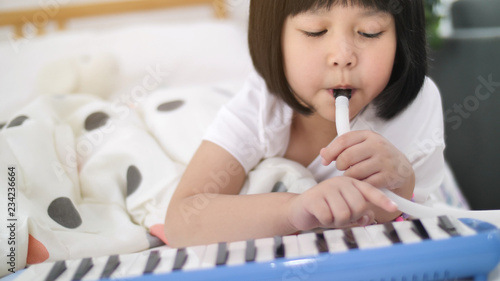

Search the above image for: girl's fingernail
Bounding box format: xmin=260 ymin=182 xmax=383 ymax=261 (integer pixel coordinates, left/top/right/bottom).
xmin=358 ymin=215 xmax=370 ymax=226
xmin=389 ymin=200 xmax=398 ymax=209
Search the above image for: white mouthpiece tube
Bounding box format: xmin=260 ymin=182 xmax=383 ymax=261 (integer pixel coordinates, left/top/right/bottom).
xmin=335 ymin=96 xmax=350 ymax=136
xmin=334 ymin=96 xmax=500 ymax=224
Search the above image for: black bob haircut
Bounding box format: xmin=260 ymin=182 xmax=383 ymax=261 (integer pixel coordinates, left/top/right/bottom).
xmin=248 ymin=0 xmax=427 ymax=120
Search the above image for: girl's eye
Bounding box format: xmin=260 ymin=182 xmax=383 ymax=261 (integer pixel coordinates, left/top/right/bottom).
xmin=303 ymin=30 xmax=327 ymax=37
xmin=358 ymin=31 xmax=383 ymax=39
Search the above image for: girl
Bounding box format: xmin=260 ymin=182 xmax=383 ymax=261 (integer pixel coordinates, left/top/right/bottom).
xmin=164 ymin=0 xmax=445 ymax=247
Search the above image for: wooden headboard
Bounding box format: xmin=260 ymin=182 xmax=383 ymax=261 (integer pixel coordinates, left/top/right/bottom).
xmin=0 ymin=0 xmax=227 ymax=38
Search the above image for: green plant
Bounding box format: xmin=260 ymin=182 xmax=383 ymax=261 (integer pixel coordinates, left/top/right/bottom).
xmin=425 ymin=0 xmax=442 ymax=49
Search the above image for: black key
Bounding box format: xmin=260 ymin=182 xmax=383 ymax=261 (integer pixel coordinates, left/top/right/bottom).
xmin=383 ymin=222 xmax=402 ymax=244
xmin=412 ymin=219 xmax=430 ymax=240
xmin=216 ymin=242 xmax=228 ymax=266
xmin=245 ymin=240 xmax=256 ymax=262
xmin=172 ymin=248 xmax=187 ymax=271
xmin=438 ymin=216 xmax=460 ymax=237
xmin=274 ymin=236 xmax=285 ymax=258
xmin=315 ymin=232 xmax=329 ymax=253
xmin=100 ymin=255 xmax=120 ymax=279
xmin=342 ymin=229 xmax=358 ymax=249
xmin=144 ymin=251 xmax=161 ymax=274
xmin=45 ymin=260 xmax=67 ymax=281
xmin=72 ymin=258 xmax=93 ymax=281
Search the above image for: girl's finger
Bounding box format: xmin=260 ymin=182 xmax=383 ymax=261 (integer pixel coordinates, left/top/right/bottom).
xmin=335 ymin=145 xmax=371 ymax=171
xmin=321 ymin=131 xmax=368 ymax=166
xmin=343 ymin=159 xmax=379 ymax=182
xmin=338 ymin=187 xmax=368 ymax=221
xmin=324 ymin=192 xmax=352 ymax=227
xmin=352 ymin=180 xmax=398 ymax=213
xmin=356 ymin=209 xmax=375 ymax=226
xmin=308 ymin=197 xmax=335 ymax=226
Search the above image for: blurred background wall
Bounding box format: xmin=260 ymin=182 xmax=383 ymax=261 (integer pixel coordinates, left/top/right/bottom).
xmin=0 ymin=0 xmax=251 ymax=42
xmin=427 ymin=0 xmax=500 ymax=210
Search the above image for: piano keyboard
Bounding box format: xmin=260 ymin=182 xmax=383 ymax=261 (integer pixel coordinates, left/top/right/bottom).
xmin=15 ymin=216 xmax=500 ymax=281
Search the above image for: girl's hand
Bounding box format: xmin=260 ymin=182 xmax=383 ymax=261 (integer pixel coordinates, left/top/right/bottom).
xmin=320 ymin=131 xmax=415 ymax=191
xmin=286 ymin=176 xmax=398 ymax=231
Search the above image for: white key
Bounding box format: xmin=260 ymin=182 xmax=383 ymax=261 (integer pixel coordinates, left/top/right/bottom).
xmin=282 ymin=235 xmax=300 ymax=259
xmin=111 ymin=251 xmax=147 ymax=278
xmin=351 ymin=227 xmax=374 ymax=249
xmin=297 ymin=232 xmax=319 ymax=257
xmin=132 ymin=251 xmax=155 ymax=277
xmin=254 ymin=237 xmax=275 ymax=262
xmin=154 ymin=248 xmax=178 ymax=274
xmin=227 ymin=241 xmax=247 ymax=266
xmin=81 ymin=256 xmax=112 ymax=281
xmin=393 ymin=220 xmax=423 ymax=244
xmin=200 ymin=243 xmax=218 ymax=269
xmin=183 ymin=245 xmax=206 ymax=271
xmin=364 ymin=224 xmax=394 ymax=248
xmin=55 ymin=259 xmax=81 ymax=281
xmin=15 ymin=261 xmax=55 ymax=281
xmin=421 ymin=217 xmax=450 ymax=240
xmin=323 ymin=229 xmax=349 ymax=253
xmin=449 ymin=217 xmax=476 ymax=236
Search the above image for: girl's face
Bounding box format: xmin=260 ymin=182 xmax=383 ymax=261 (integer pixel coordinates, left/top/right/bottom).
xmin=282 ymin=4 xmax=397 ymax=123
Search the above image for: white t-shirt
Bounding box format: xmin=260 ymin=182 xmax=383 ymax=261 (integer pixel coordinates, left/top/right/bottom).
xmin=203 ymin=71 xmax=445 ymax=204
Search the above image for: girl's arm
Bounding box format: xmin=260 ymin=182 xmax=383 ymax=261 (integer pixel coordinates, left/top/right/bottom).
xmin=165 ymin=140 xmax=398 ymax=248
xmin=164 ymin=140 xmax=296 ymax=247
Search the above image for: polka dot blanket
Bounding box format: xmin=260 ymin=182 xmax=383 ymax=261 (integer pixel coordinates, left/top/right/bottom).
xmin=0 ymin=85 xmax=319 ymax=277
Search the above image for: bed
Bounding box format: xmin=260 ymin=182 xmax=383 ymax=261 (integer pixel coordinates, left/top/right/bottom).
xmin=0 ymin=0 xmax=257 ymax=279
xmin=1 ymin=1 xmax=499 ymax=280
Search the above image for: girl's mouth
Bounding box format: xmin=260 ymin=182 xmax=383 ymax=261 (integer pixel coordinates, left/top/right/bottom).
xmin=328 ymin=88 xmax=355 ymax=98
xmin=333 ymin=89 xmax=352 ymax=99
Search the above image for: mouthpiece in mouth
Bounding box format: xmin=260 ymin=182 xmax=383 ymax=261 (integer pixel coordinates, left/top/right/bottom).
xmin=334 ymin=89 xmax=351 ymax=136
xmin=333 ymin=89 xmax=352 ymax=99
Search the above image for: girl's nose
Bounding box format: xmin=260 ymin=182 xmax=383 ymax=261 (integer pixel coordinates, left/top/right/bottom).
xmin=328 ymin=41 xmax=357 ymax=68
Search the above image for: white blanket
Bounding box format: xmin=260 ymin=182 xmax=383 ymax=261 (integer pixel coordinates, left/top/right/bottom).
xmin=0 ymin=85 xmax=317 ymax=278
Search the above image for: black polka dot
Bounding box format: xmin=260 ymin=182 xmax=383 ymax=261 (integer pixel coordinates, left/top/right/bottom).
xmin=47 ymin=197 xmax=82 ymax=229
xmin=157 ymin=100 xmax=184 ymax=112
xmin=127 ymin=165 xmax=142 ymax=196
xmin=84 ymin=112 xmax=110 ymax=131
xmin=272 ymin=181 xmax=288 ymax=193
xmin=0 ymin=123 xmax=5 ymax=130
xmin=7 ymin=116 xmax=29 ymax=128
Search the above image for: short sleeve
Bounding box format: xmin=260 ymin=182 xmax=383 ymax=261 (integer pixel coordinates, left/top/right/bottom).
xmin=203 ymin=72 xmax=293 ymax=173
xmin=404 ymin=78 xmax=446 ymax=203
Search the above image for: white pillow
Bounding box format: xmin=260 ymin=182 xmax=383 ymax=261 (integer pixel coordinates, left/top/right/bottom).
xmin=0 ymin=21 xmax=252 ymax=121
xmin=139 ymin=82 xmax=240 ymax=165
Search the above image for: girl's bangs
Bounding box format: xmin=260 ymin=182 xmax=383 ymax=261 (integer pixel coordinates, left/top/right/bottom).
xmin=286 ymin=0 xmax=393 ymax=16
